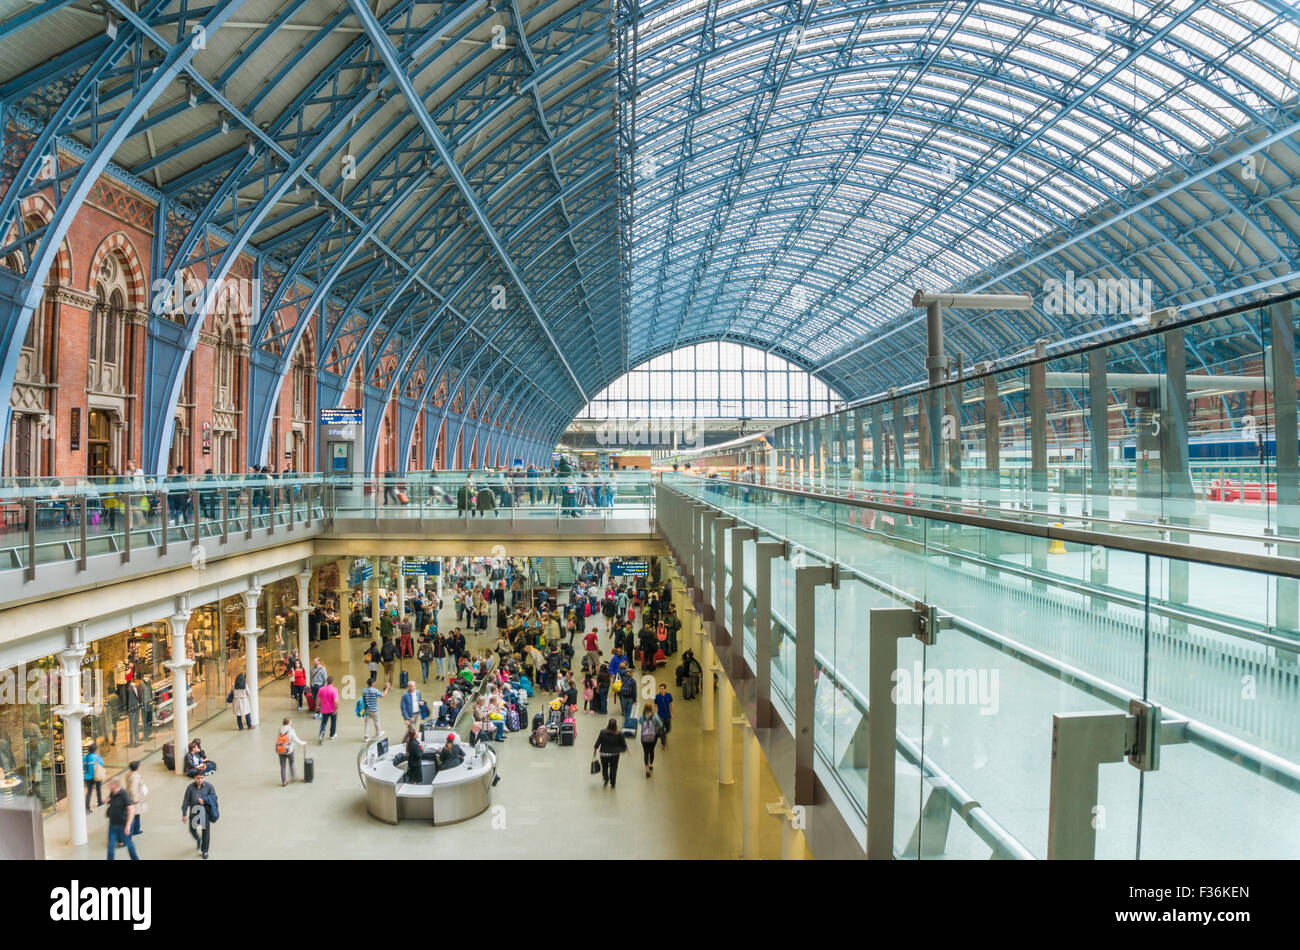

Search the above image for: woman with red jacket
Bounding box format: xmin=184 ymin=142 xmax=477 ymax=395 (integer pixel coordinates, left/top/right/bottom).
xmin=290 ymin=659 xmax=308 ymax=710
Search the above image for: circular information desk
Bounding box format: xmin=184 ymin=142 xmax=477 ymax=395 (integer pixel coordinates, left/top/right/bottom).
xmin=358 ymin=728 xmax=496 ymax=825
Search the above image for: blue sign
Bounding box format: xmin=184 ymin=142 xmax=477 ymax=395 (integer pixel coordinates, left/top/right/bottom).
xmin=401 ymin=559 xmax=441 ymax=577
xmin=350 ymin=558 xmax=373 ymax=585
xmin=513 ymin=458 xmax=523 ymax=467
xmin=321 ymin=407 xmax=363 ymax=426
xmin=610 ymin=560 xmax=648 ymax=578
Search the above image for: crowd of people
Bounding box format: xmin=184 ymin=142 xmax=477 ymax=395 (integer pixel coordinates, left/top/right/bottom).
xmin=89 ymin=551 xmax=700 ymax=857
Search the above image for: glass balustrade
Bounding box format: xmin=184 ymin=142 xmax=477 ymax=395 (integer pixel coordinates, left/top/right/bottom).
xmin=661 ymin=472 xmax=1300 ymax=859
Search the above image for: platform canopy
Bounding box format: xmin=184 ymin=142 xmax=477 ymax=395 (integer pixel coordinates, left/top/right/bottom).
xmin=1 ymin=0 xmax=1298 ymax=452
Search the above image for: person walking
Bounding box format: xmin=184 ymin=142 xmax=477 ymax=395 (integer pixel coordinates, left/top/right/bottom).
xmin=365 ymin=640 xmax=381 ymax=682
xmin=592 ymin=717 xmax=629 ymax=789
xmin=638 ymin=702 xmax=665 ymax=776
xmin=400 ymin=681 xmax=425 ymax=727
xmin=124 ymin=760 xmax=147 ymax=836
xmin=654 ymin=683 xmax=674 ymax=749
xmin=380 ymin=635 xmax=397 ymax=684
xmin=317 ymin=676 xmax=340 ymax=742
xmin=309 ymin=658 xmax=328 ymax=716
xmin=104 ymin=778 xmax=139 ymax=860
xmin=417 ymin=635 xmax=434 ymax=683
xmin=289 ymin=658 xmax=308 ymax=710
xmin=618 ymin=669 xmax=637 ymax=722
xmin=83 ymin=743 xmax=105 ymax=814
xmin=361 ymin=677 xmax=390 ymax=741
xmin=231 ymin=672 xmax=253 ymax=730
xmin=275 ymin=717 xmax=308 ymax=785
xmin=180 ymin=770 xmax=218 ymax=859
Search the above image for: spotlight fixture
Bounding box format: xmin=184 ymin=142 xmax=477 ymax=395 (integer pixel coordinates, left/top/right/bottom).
xmin=218 ymin=110 xmax=229 ymax=134
xmin=246 ymin=136 xmax=256 ymax=157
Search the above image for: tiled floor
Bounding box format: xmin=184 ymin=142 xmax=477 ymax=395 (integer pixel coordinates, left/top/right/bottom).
xmin=45 ymin=588 xmax=784 ymax=860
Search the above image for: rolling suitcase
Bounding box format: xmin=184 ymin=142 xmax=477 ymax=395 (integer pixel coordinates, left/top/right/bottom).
xmin=621 ymin=712 xmax=637 ymax=738
xmin=559 ymin=719 xmax=576 ymax=746
xmin=302 ymin=757 xmax=314 ymax=783
xmin=162 ymin=740 xmax=175 ymax=771
xmin=306 ymin=689 xmax=316 ymax=713
xmin=399 ymin=669 xmax=409 ymax=688
xmin=532 ymin=712 xmax=545 ymax=732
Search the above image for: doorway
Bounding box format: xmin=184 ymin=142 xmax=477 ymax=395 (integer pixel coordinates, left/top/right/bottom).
xmin=87 ymin=409 xmax=115 ymax=476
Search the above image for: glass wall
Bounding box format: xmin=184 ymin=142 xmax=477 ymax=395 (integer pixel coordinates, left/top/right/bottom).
xmin=758 ymin=298 xmax=1300 ymax=558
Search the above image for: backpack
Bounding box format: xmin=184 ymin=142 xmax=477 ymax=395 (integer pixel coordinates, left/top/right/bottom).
xmin=276 ymin=732 xmax=293 ymax=755
xmin=657 ymin=623 xmax=667 ymax=642
xmin=355 ymin=699 xmax=364 ymax=717
xmin=641 ymin=718 xmax=657 ymax=741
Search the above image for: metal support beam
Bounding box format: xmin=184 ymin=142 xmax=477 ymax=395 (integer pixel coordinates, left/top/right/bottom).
xmin=794 ymin=562 xmax=836 ymax=806
xmin=753 ymin=538 xmax=787 ymax=729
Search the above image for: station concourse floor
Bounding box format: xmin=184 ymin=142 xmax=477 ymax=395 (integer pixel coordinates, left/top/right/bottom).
xmin=45 ymin=591 xmax=785 ymax=860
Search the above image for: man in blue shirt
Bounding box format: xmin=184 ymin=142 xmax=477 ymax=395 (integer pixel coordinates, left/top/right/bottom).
xmin=654 ymin=683 xmax=674 ymax=749
xmin=608 ymin=649 xmax=626 ymax=678
xmin=361 ymin=677 xmax=390 ymax=741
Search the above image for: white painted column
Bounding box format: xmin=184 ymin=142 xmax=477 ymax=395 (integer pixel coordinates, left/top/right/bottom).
xmin=334 ymin=559 xmax=352 ymax=665
xmin=241 ymin=587 xmax=263 ymax=727
xmin=741 ymin=721 xmax=761 ymax=859
xmin=717 ymin=672 xmax=735 ymax=784
xmin=53 ymin=633 xmax=90 ymax=846
xmin=165 ymin=610 xmax=194 ymax=774
xmin=396 ymin=557 xmax=406 ymax=623
xmin=701 ymin=637 xmax=715 ymax=732
xmin=295 ymin=568 xmax=313 ymax=672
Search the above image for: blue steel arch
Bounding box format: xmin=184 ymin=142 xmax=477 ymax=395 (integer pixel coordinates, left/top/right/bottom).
xmin=1 ymin=0 xmax=1300 ymax=471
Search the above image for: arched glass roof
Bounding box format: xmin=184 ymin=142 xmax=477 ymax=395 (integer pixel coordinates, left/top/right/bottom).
xmin=577 ymin=340 xmax=840 ymax=418
xmin=0 ymin=0 xmax=1298 ymax=460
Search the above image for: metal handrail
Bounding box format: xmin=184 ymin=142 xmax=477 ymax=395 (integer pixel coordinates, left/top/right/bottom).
xmin=669 ymin=475 xmax=1300 ymax=579
xmin=681 ymin=485 xmax=1300 ymax=800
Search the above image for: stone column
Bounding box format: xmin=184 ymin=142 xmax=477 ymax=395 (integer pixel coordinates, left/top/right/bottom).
xmin=295 ymin=568 xmax=313 ymax=672
xmin=165 ymin=610 xmax=194 ymax=773
xmin=335 ymin=559 xmax=353 ymax=666
xmin=717 ymin=672 xmax=735 ymax=784
xmin=741 ymin=721 xmax=761 ymax=859
xmin=396 ymin=557 xmax=406 ymax=623
xmin=701 ymin=638 xmax=715 ymax=732
xmin=53 ymin=632 xmax=90 ymax=845
xmin=241 ymin=587 xmax=263 ymax=727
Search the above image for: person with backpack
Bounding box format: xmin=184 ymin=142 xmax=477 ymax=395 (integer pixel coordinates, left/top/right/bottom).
xmin=418 ymin=636 xmax=434 ymax=683
xmin=180 ymin=770 xmax=218 ymax=859
xmin=433 ymin=631 xmax=449 ymax=679
xmin=361 ymin=677 xmax=391 ymax=741
xmin=618 ymin=668 xmax=638 ymax=722
xmin=592 ymin=717 xmax=629 ymax=788
xmin=638 ymin=702 xmax=664 ymax=776
xmin=380 ymin=636 xmax=397 ymax=684
xmin=83 ymin=743 xmax=105 ymax=814
xmin=365 ymin=641 xmax=380 ymax=683
xmin=275 ymin=718 xmax=308 ymax=785
xmin=595 ymin=663 xmax=611 ymax=715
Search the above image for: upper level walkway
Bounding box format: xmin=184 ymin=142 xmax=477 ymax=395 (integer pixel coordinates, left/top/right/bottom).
xmin=656 ymin=473 xmax=1300 ymax=860
xmin=0 ymin=472 xmax=656 ymax=609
